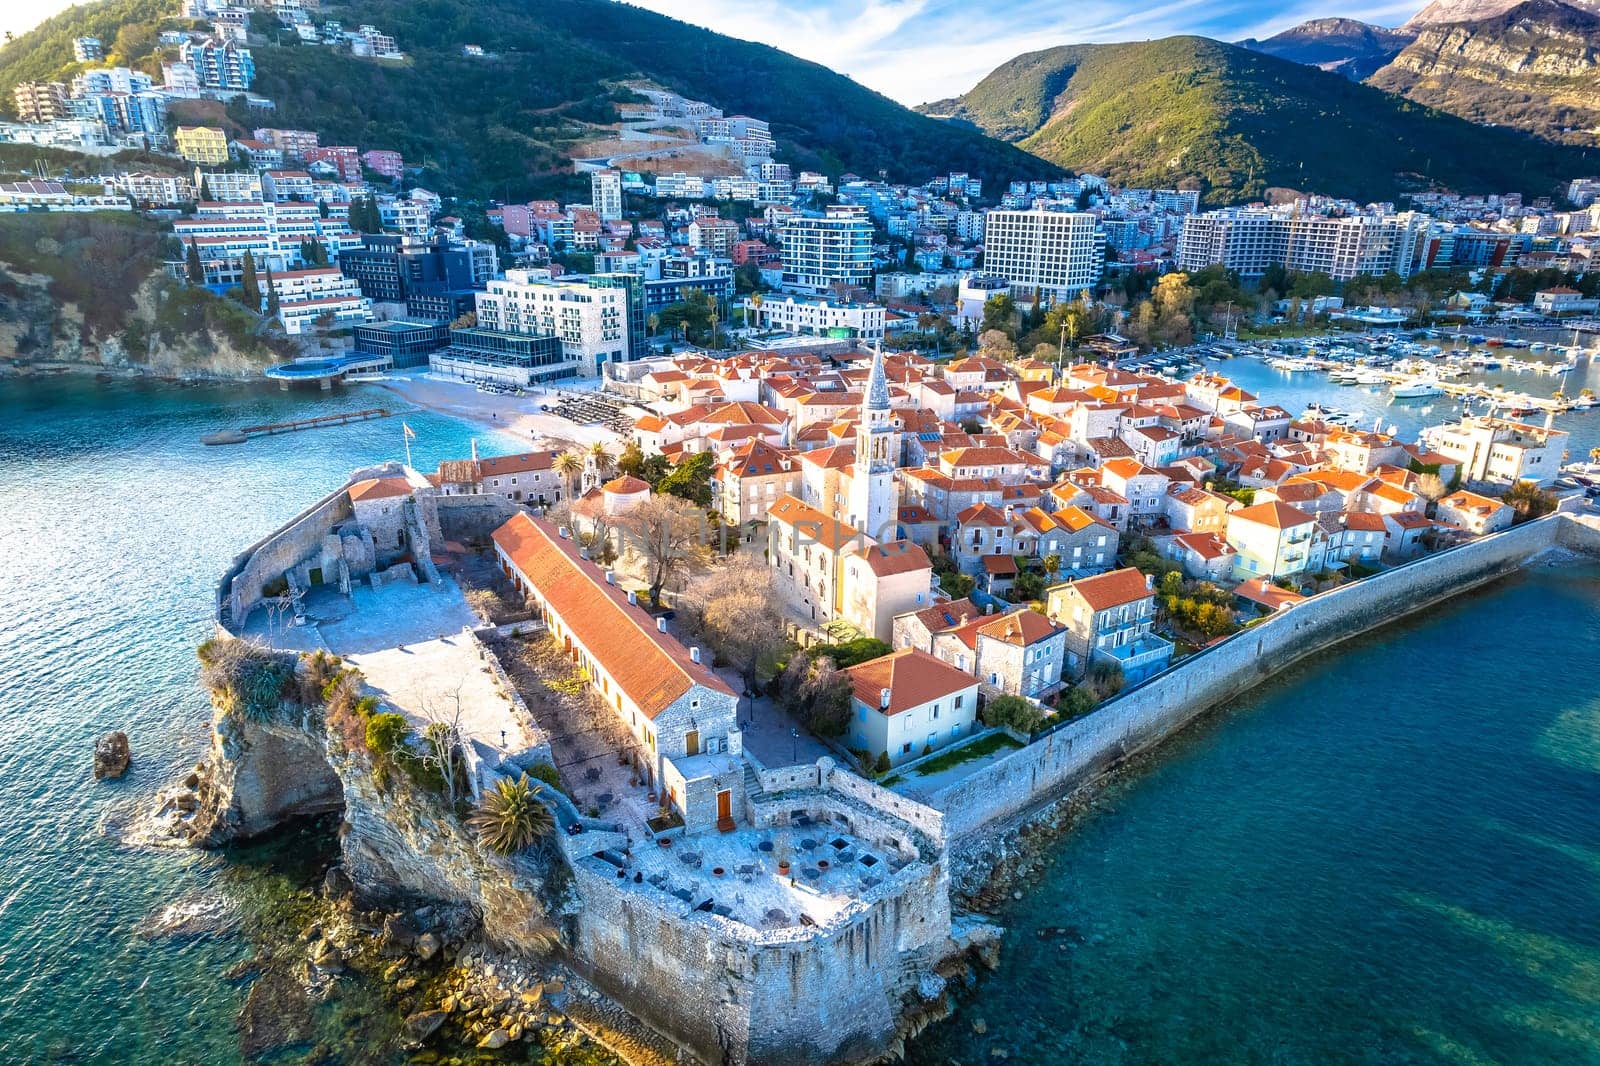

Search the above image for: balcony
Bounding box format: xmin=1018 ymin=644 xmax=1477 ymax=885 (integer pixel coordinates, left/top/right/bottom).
xmin=1093 ymin=633 xmax=1174 ymax=684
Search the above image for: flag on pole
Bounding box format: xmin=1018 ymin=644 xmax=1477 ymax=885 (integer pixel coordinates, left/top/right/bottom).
xmin=403 ymin=422 xmax=417 ymax=440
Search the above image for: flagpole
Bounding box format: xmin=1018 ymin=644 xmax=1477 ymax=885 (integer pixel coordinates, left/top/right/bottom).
xmin=403 ymin=421 xmax=413 ymax=468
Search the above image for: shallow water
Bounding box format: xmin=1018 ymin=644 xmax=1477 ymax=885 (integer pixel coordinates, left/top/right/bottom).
xmin=907 ymin=565 xmax=1600 ymax=1065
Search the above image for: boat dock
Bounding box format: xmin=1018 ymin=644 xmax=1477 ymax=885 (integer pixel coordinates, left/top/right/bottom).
xmin=201 ymin=407 xmax=391 ymax=445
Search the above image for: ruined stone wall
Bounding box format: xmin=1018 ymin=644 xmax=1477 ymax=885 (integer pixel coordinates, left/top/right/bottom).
xmin=939 ymin=513 xmax=1576 ymax=862
xmin=222 ymin=487 xmax=354 ymax=626
xmin=435 ymin=493 xmax=523 ymax=544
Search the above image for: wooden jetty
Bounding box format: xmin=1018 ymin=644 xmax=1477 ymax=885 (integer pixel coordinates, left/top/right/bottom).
xmin=202 ymin=407 xmax=391 ymax=445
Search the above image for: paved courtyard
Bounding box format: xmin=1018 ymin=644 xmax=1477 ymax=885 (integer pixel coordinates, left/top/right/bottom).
xmin=581 ymin=820 xmax=904 ymax=931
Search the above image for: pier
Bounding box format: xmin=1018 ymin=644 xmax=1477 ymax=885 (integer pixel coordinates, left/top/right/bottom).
xmin=201 ymin=408 xmax=391 ymax=445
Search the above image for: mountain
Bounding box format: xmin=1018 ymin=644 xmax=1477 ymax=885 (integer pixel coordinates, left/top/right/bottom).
xmin=1370 ymin=0 xmax=1600 ymax=146
xmin=0 ymin=0 xmax=1061 ymax=199
xmin=1404 ymin=0 xmax=1600 ymax=27
xmin=1239 ymin=18 xmax=1414 ymax=81
xmin=922 ymin=35 xmax=1592 ymax=205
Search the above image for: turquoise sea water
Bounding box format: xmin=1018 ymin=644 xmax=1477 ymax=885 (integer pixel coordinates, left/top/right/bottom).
xmin=2 ymin=373 xmax=1598 ymax=1064
xmin=907 ymin=565 xmax=1600 ymax=1065
xmin=0 ymin=375 xmax=521 ymax=1063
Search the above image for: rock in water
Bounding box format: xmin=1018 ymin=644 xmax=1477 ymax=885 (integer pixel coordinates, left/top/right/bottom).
xmin=403 ymin=1009 xmax=448 ymax=1041
xmin=238 ymin=967 xmax=314 ymax=1058
xmin=93 ymin=731 xmax=131 ymax=779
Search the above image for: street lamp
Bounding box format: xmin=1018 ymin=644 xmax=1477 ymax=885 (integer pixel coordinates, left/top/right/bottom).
xmin=790 ymin=727 xmax=799 ymax=762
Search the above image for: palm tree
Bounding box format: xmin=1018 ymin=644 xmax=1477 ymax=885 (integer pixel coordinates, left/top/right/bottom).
xmin=589 ymin=441 xmax=616 ymax=482
xmin=468 ymin=774 xmax=555 ymax=855
xmin=1042 ymin=553 xmax=1062 ymax=581
xmin=553 ymin=450 xmax=584 ymax=501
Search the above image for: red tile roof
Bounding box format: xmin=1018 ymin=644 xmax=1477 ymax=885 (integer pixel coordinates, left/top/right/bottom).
xmin=348 ymin=477 xmax=412 ymax=501
xmin=1059 ymin=566 xmax=1153 ymax=611
xmin=492 ymin=513 xmax=733 ymax=718
xmin=845 ymin=648 xmax=977 ymax=716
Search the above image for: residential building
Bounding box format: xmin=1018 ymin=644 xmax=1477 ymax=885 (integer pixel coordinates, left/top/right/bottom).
xmin=303 ymin=145 xmax=361 ymax=182
xmin=929 ymin=609 xmax=1068 ymax=699
xmin=1046 ymin=567 xmax=1172 ymax=683
xmin=982 ymin=205 xmax=1105 ymax=301
xmin=176 ymin=126 xmax=229 ymax=165
xmin=361 ymin=149 xmax=403 ymax=180
xmin=13 ymin=82 xmax=68 ymax=124
xmin=687 ymin=216 xmax=739 ymax=258
xmin=179 ymin=37 xmax=255 ymax=91
xmin=778 ymin=206 xmax=873 ymax=293
xmin=73 ymin=37 xmax=104 ymax=62
xmin=1176 ymin=208 xmax=1430 ymax=280
xmin=844 ymin=649 xmax=980 ymax=768
xmin=493 ymin=512 xmax=742 ymax=833
xmin=268 ymin=266 xmax=373 ymax=334
xmin=1422 ymin=414 xmax=1566 ymax=486
xmin=1225 ymin=500 xmax=1323 ymax=581
xmin=1436 ymin=489 xmax=1514 ymax=535
xmin=590 ymin=169 xmax=622 ymax=221
xmin=351 ymin=319 xmax=450 ymax=369
xmin=118 ymin=171 xmax=197 ymax=207
xmin=743 ymin=295 xmax=885 ymax=343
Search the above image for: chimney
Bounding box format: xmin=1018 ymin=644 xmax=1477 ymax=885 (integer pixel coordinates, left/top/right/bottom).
xmin=690 ymin=646 xmax=702 ymax=664
xmin=880 ymin=687 xmax=892 ymax=709
xmin=985 ymin=602 xmax=994 ymax=615
xmin=1145 ymin=572 xmax=1154 ymax=590
xmin=579 ymin=547 xmax=590 ymax=560
xmin=627 ymin=590 xmax=638 ymax=605
xmin=657 ymin=617 xmax=668 ymax=633
xmin=604 ymin=570 xmax=615 ymax=584
xmin=558 ymin=525 xmax=571 ymax=539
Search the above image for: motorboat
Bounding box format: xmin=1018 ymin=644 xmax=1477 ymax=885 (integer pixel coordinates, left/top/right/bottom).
xmin=1392 ymin=379 xmax=1444 ymax=399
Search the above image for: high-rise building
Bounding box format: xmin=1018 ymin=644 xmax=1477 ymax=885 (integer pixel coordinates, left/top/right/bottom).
xmin=778 ymin=205 xmax=873 ymax=294
xmin=13 ymin=81 xmax=68 ymax=124
xmin=72 ymin=37 xmax=104 ymax=63
xmin=590 ymin=169 xmax=623 ymax=222
xmin=1175 ymin=209 xmax=1430 ymax=280
xmin=982 ymin=205 xmax=1105 ymax=300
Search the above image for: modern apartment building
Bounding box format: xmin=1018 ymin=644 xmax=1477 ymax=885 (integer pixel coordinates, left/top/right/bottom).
xmin=982 ymin=205 xmax=1105 ymax=301
xmin=1176 ymin=209 xmax=1430 ymax=280
xmin=179 ymin=38 xmax=255 ymax=91
xmin=743 ymin=295 xmax=885 ymax=343
xmin=13 ymin=81 xmax=69 ymax=124
xmin=176 ymin=126 xmax=230 ymax=165
xmin=778 ymin=206 xmax=873 ymax=293
xmin=590 ymin=169 xmax=623 ymax=222
xmin=474 ymin=269 xmax=630 ymax=376
xmin=269 ymin=266 xmax=373 ymax=334
xmin=72 ymin=37 xmax=104 ymax=63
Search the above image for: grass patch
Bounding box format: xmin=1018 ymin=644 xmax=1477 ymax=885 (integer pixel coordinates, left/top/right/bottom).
xmin=908 ymin=731 xmax=1023 ymax=777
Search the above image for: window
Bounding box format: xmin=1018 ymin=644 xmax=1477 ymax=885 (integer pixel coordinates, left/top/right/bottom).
xmin=901 ymin=742 xmax=912 ymax=754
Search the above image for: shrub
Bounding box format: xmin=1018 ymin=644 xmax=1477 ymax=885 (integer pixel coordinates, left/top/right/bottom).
xmin=469 ymin=774 xmax=557 ymax=855
xmin=197 ymin=638 xmax=295 ymax=723
xmin=983 ymin=694 xmax=1045 ymax=734
xmin=1055 ymin=686 xmax=1098 ymax=720
xmin=365 ymin=712 xmax=412 ymax=757
xmin=527 ymin=762 xmax=565 ymax=794
xmin=873 ymin=751 xmax=891 ymax=775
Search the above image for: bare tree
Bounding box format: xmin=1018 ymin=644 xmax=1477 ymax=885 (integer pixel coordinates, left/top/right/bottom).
xmin=1416 ymin=472 xmax=1448 ymax=504
xmin=681 ymin=557 xmax=791 ymax=694
xmin=417 ymin=679 xmax=470 ymax=808
xmin=620 ymin=494 xmax=711 ymax=607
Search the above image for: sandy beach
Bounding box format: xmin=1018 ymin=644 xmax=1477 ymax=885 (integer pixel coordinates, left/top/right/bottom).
xmin=369 ymin=373 xmax=630 ymax=450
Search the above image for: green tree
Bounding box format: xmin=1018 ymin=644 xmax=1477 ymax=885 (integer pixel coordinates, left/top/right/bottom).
xmin=982 ymin=292 xmax=1016 ymax=337
xmin=658 ymin=451 xmax=714 ymax=506
xmin=983 ymin=694 xmax=1045 ymax=733
xmin=184 ymin=240 xmax=203 ymax=284
xmin=239 ymin=250 xmax=259 ymax=307
xmin=264 ymin=269 xmax=280 ymax=318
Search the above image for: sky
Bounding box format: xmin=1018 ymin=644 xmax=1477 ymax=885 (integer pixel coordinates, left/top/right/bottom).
xmin=5 ymin=0 xmax=1428 ymax=103
xmin=626 ymin=0 xmax=1426 ymax=103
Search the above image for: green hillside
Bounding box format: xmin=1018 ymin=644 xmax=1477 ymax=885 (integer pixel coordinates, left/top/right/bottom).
xmin=0 ymin=0 xmax=1063 ymax=198
xmin=922 ymin=35 xmax=1594 ymax=204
